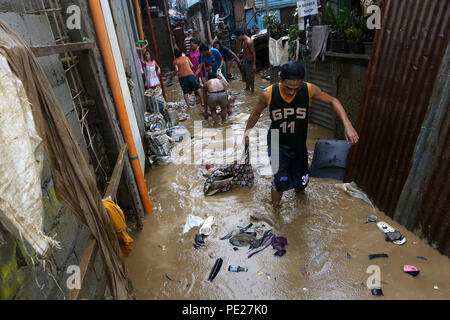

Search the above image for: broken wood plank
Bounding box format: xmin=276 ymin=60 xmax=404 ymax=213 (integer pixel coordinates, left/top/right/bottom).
xmin=30 ymin=41 xmax=94 ymax=57
xmin=104 ymin=144 xmax=128 ymax=199
xmin=67 ymin=236 xmax=98 ymax=300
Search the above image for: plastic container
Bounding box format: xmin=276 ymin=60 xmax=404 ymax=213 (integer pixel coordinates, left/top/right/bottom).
xmin=310 ymin=251 xmax=330 ymax=270
xmin=228 ymin=265 xmax=248 ymax=272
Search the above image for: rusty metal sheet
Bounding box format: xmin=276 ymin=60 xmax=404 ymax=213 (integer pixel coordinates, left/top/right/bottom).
xmin=345 ymin=0 xmax=450 ymax=254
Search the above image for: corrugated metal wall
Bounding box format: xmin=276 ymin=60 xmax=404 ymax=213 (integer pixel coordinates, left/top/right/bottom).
xmin=305 ymin=60 xmax=336 ymax=130
xmin=345 ymin=0 xmax=450 ymax=255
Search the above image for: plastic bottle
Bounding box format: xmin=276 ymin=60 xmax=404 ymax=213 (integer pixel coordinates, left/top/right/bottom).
xmin=310 ymin=251 xmax=330 ymax=270
xmin=228 ymin=265 xmax=248 ymax=272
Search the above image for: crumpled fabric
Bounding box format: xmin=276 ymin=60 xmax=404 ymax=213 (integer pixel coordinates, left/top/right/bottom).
xmin=248 ymin=233 xmax=275 ymax=258
xmin=0 ymin=21 xmax=132 ymax=299
xmin=272 ymin=237 xmax=288 ymax=251
xmin=204 ymin=147 xmax=254 ymax=196
xmin=102 ymin=198 xmax=134 ymax=258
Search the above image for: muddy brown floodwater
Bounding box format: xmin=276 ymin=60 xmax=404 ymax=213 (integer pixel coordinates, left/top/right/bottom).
xmin=126 ymin=66 xmax=450 ymax=300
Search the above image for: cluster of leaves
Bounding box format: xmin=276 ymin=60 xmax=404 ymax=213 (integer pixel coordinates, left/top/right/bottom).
xmin=325 ymin=1 xmax=374 ymax=42
xmin=262 ymin=11 xmax=289 ymax=40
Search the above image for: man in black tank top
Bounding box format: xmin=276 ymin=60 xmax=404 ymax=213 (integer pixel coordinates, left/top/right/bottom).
xmin=244 ymin=61 xmax=359 ymax=210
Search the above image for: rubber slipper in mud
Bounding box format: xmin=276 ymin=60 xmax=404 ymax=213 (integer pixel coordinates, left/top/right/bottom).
xmin=199 ymin=216 xmax=214 ymax=236
xmin=376 ymin=221 xmax=406 ymax=245
xmin=193 ymin=234 xmax=206 ymax=249
xmin=208 ymin=258 xmax=223 ymax=282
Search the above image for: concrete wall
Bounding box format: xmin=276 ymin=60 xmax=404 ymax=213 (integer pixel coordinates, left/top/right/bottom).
xmin=58 ymin=0 xmax=145 ymax=222
xmin=0 ymin=11 xmax=107 ymax=300
xmin=143 ymin=15 xmax=174 ymax=69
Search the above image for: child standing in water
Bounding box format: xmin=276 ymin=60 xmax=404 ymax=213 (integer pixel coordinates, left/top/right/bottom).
xmin=143 ymin=51 xmax=161 ymax=89
xmin=189 ymin=38 xmax=205 ymax=85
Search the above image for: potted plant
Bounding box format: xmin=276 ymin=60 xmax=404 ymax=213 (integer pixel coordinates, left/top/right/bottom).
xmin=345 ymin=27 xmax=365 ymax=53
xmin=362 ymin=26 xmax=376 ymax=55
xmin=325 ymin=2 xmax=348 ymax=53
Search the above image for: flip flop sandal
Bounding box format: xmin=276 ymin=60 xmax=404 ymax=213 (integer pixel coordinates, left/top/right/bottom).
xmin=377 ymin=221 xmax=406 ymax=245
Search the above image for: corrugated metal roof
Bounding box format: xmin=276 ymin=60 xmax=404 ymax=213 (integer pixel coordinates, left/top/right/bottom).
xmin=345 ymin=0 xmax=450 ymax=255
xmin=254 ymin=0 xmax=298 ymax=10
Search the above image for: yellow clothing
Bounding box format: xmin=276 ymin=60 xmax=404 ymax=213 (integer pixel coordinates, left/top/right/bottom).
xmin=102 ymin=198 xmax=134 ymax=258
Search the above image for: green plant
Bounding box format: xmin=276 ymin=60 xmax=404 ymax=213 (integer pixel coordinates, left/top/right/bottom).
xmin=344 ymin=27 xmax=363 ymax=41
xmin=262 ymin=11 xmax=287 ymax=40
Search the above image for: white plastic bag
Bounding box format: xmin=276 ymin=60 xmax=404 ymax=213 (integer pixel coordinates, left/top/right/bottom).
xmin=182 ymin=215 xmax=205 ymax=234
xmin=0 ymin=54 xmax=59 ymax=257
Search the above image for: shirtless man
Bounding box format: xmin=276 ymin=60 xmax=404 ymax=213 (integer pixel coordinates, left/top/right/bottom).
xmin=205 ymin=71 xmax=229 ymax=125
xmin=234 ymin=28 xmax=256 ymax=93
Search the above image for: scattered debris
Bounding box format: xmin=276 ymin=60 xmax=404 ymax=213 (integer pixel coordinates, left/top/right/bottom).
xmin=403 ymin=265 xmax=420 ymax=277
xmin=248 ymin=231 xmax=275 ymax=258
xmin=310 ymin=251 xmax=330 ymax=270
xmin=183 ymin=215 xmax=204 ymax=234
xmin=166 ymin=82 xmax=174 ymax=87
xmin=230 ymin=232 xmax=257 ymax=247
xmin=274 ymin=250 xmax=286 ymax=257
xmin=370 ymin=288 xmax=384 ymax=296
xmin=377 ymin=221 xmax=406 ymax=245
xmin=193 ymin=234 xmax=205 ymax=249
xmin=300 ymin=267 xmax=309 ymax=276
xmin=335 ymin=182 xmax=375 ymax=208
xmin=199 ymin=216 xmax=214 ymax=236
xmin=416 ymin=256 xmax=428 ymax=261
xmin=272 ymin=236 xmax=288 ymax=257
xmin=208 ymin=258 xmax=223 ymax=281
xmin=228 ymin=265 xmax=248 ymax=272
xmin=158 ymin=244 xmax=166 ymax=251
xmin=368 ymin=253 xmax=389 ymax=260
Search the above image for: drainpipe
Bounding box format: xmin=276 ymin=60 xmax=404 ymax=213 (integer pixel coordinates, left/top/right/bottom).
xmin=88 ymin=0 xmax=153 ymax=214
xmin=144 ymin=0 xmax=167 ymax=101
xmin=133 ymin=0 xmax=145 ymax=41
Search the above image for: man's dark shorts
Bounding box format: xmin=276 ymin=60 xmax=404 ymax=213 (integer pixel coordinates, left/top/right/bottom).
xmin=179 ymin=74 xmax=200 ymax=94
xmin=242 ymin=59 xmax=255 ymax=87
xmin=268 ymin=147 xmax=309 ymax=192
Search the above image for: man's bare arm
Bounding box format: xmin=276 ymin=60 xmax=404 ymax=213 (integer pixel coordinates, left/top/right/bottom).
xmin=310 ymin=83 xmax=359 ymax=144
xmin=244 ymin=87 xmax=270 ymax=145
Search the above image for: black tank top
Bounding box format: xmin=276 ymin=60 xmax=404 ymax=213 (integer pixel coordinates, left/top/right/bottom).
xmin=267 ymin=82 xmax=311 ymax=157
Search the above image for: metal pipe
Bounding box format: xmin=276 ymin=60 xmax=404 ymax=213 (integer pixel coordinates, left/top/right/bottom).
xmin=88 ymin=0 xmax=153 ymax=214
xmin=144 ymin=0 xmax=167 ymax=101
xmin=133 ymin=0 xmax=145 ymax=41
